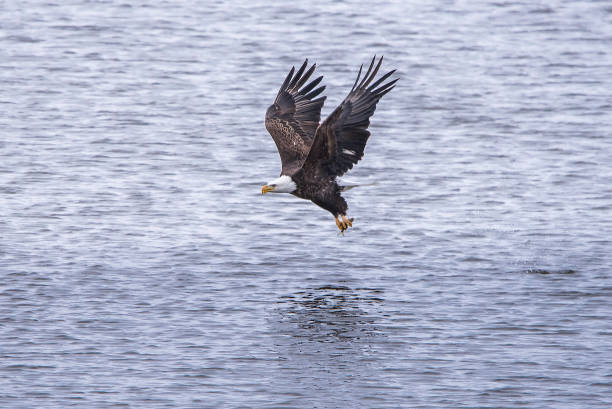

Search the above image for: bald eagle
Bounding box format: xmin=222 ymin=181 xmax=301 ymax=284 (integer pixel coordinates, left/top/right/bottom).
xmin=261 ymin=56 xmax=397 ymax=233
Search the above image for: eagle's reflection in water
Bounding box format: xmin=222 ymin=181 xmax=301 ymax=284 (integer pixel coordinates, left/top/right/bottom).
xmin=269 ymin=285 xmax=396 ymax=406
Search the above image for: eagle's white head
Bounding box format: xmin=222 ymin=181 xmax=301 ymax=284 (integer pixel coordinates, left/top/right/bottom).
xmin=262 ymin=175 xmax=297 ymax=194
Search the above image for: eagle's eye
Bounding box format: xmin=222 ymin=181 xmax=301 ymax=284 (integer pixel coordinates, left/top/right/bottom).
xmin=270 ymin=184 xmax=276 ymax=187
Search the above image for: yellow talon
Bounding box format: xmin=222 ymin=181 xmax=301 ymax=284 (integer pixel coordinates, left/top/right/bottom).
xmin=342 ymin=215 xmax=354 ymax=227
xmin=334 ymin=215 xmax=354 ymax=233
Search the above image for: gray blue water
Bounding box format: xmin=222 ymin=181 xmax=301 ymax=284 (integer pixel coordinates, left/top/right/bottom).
xmin=1 ymin=1 xmax=612 ymax=407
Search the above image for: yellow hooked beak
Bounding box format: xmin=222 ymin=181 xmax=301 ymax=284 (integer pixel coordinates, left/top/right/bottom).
xmin=261 ymin=185 xmax=275 ymax=195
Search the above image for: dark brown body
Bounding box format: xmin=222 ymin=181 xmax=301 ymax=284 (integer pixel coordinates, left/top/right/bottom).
xmin=290 ymin=169 xmax=347 ymax=217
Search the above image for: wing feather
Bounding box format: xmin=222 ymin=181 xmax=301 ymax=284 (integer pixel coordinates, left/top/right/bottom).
xmin=265 ymin=60 xmax=326 ymax=174
xmin=303 ymin=56 xmax=398 ymax=178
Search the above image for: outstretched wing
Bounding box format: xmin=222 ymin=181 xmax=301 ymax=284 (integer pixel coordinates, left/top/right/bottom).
xmin=265 ymin=60 xmax=327 ymax=174
xmin=303 ymin=56 xmax=397 ymax=178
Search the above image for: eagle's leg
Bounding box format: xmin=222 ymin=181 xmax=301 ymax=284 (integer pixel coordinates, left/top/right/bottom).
xmin=335 ymin=216 xmax=346 ymax=232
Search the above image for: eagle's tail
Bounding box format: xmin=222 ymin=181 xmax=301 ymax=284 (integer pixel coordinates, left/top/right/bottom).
xmin=338 ymin=181 xmax=378 ymax=192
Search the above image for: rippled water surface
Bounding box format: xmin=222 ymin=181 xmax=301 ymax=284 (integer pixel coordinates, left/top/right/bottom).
xmin=2 ymin=1 xmax=612 ymax=407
